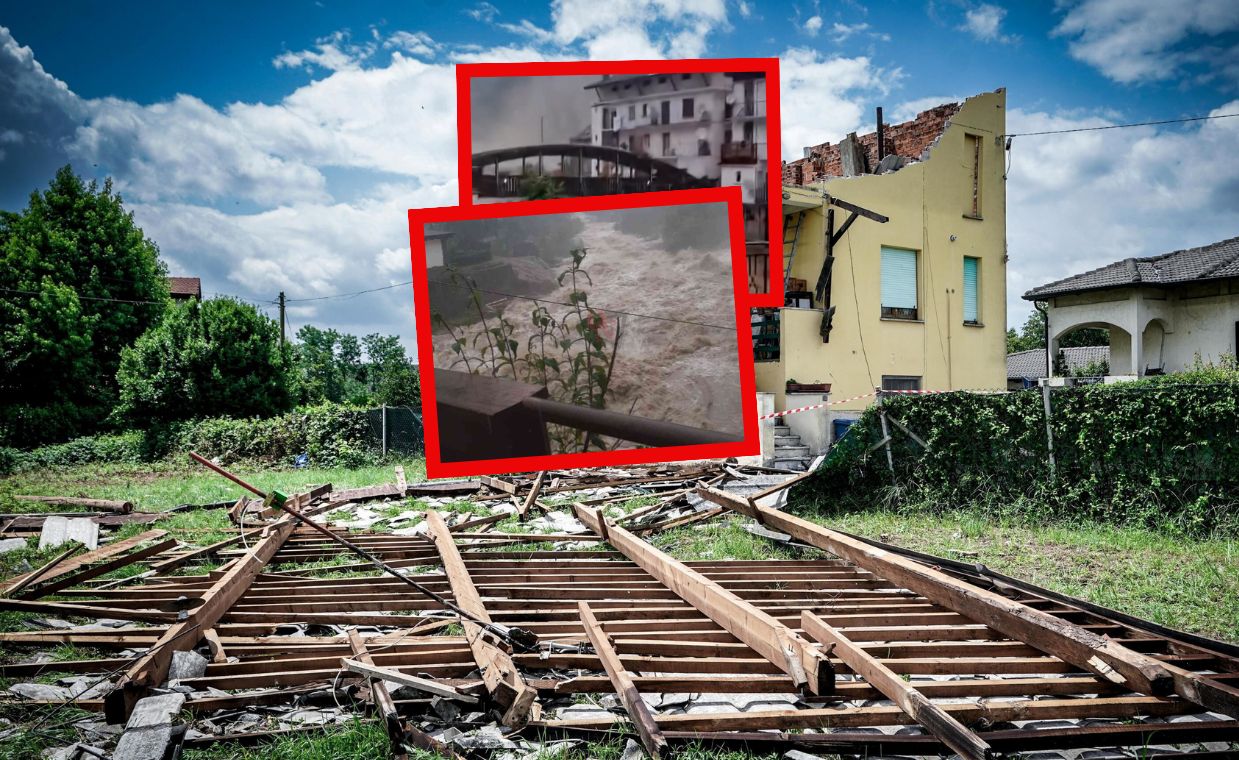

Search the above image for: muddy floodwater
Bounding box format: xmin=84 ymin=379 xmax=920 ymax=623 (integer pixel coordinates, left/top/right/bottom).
xmin=431 ymin=218 xmax=742 ymax=438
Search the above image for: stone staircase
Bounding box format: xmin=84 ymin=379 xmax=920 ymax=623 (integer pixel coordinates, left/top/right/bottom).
xmin=771 ymin=423 xmax=811 ymax=471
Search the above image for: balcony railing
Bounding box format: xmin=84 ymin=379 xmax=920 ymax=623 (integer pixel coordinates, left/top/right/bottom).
xmin=721 ymin=142 xmax=759 ymax=164
xmin=751 ymin=309 xmax=780 ymax=362
xmin=434 ymin=369 xmax=742 ymax=461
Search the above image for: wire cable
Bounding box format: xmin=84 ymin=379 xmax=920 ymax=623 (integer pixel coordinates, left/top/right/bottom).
xmin=1004 ymin=112 xmax=1239 ymax=138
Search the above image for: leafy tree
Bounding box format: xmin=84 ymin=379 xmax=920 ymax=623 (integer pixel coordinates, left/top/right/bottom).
xmin=0 ymin=166 xmax=167 ymax=445
xmin=519 ymin=172 xmax=564 ymax=200
xmin=363 ymin=333 xmax=420 ymax=407
xmin=115 ymin=298 xmax=295 ymax=423
xmin=292 ymin=327 xmax=419 ymax=407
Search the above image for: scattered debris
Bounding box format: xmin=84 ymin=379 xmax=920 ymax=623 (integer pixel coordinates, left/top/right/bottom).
xmin=0 ymin=459 xmax=1236 ymax=760
xmin=38 ymin=516 xmax=99 ymax=550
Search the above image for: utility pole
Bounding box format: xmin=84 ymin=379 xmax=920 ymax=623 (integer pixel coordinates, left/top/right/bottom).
xmin=278 ymin=291 xmax=286 ymax=345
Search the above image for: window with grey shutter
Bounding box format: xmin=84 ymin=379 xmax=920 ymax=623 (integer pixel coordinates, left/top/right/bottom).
xmin=963 ymin=256 xmax=979 ymax=324
xmin=880 ymin=246 xmax=918 ymax=320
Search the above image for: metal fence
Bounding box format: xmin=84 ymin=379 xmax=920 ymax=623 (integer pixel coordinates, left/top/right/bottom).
xmin=364 ymin=405 xmax=424 ymax=456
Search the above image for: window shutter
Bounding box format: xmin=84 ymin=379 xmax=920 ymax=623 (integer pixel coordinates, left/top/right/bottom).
xmin=881 ymin=247 xmax=917 ymax=309
xmin=963 ymin=256 xmax=979 ymax=322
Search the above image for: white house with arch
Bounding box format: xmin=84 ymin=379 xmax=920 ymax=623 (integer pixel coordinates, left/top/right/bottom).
xmin=1023 ymin=236 xmax=1239 ymax=377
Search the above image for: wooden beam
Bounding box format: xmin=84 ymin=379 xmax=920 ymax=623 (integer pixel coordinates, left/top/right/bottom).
xmin=16 ymin=538 xmax=178 ymax=599
xmin=149 ymin=529 xmax=265 ymax=575
xmin=801 ymin=611 xmax=992 ymax=760
xmin=578 ymin=602 xmax=666 ymax=759
xmin=104 ymin=518 xmax=297 ymax=723
xmin=694 ymin=486 xmax=1189 ymax=704
xmin=342 ymin=658 xmax=479 ymax=703
xmin=517 ymin=471 xmax=548 ymax=520
xmin=824 ymin=194 xmax=889 ymax=223
xmin=570 ymin=503 xmax=833 ymax=695
xmin=2 ymin=529 xmax=167 ymax=595
xmin=480 ymin=476 xmax=518 ymax=495
xmin=15 ymin=495 xmax=133 ymax=513
xmin=424 ymin=509 xmax=537 ymax=728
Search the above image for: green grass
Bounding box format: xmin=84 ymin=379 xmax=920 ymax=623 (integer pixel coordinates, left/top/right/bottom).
xmin=652 ymin=516 xmax=812 ymax=562
xmin=0 ymin=458 xmax=426 ymax=513
xmin=180 ymin=720 xmax=398 ymax=760
xmin=791 ymin=506 xmax=1239 ymax=643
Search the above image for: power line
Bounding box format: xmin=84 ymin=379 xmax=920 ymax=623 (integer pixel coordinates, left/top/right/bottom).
xmin=0 ymin=286 xmax=168 ymax=306
xmin=1005 ymin=112 xmax=1239 ymax=138
xmin=427 ymin=278 xmax=735 ymax=331
xmin=283 ymin=281 xmax=414 ymax=303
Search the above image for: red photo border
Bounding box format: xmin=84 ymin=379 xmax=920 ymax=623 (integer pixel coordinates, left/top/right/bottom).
xmin=409 ymin=186 xmax=760 ymax=479
xmin=455 ymin=58 xmax=783 ymax=307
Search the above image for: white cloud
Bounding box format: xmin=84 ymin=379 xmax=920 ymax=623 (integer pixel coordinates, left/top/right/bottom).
xmin=804 ymin=16 xmax=823 ymax=36
xmin=1054 ymin=0 xmax=1239 ymax=85
xmin=384 ymin=31 xmax=440 ymax=59
xmin=830 ymin=22 xmax=869 ymax=42
xmin=465 ymin=2 xmax=500 ymax=22
xmin=273 ymin=29 xmax=377 ymax=72
xmin=548 ymin=0 xmax=730 ymax=59
xmin=737 ymin=1 xmax=753 ymax=19
xmin=960 ymin=3 xmax=1017 ymax=44
xmin=1005 ymin=101 xmax=1239 ymax=327
xmin=778 ymin=47 xmax=898 ymax=161
xmin=890 ymin=94 xmax=963 ymax=122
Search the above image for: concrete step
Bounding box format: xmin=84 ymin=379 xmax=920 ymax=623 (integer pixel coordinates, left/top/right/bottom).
xmin=772 ymin=458 xmax=810 ymax=471
xmin=772 ymin=425 xmax=791 ymax=435
xmin=774 ymin=435 xmax=802 ymax=445
xmin=774 ymin=445 xmax=810 ymax=458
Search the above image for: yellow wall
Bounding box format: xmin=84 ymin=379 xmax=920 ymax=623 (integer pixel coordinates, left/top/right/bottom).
xmin=760 ymin=89 xmax=1008 ymax=411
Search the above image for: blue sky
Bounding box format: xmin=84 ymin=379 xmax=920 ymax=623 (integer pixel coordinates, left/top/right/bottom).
xmin=3 ymin=0 xmax=1239 ymax=355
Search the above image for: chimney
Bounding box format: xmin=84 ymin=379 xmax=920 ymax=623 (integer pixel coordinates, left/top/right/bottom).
xmin=876 ymin=107 xmax=885 ymax=161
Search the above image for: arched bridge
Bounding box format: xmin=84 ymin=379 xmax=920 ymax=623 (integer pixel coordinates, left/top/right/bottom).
xmin=471 ymin=143 xmax=712 ymax=198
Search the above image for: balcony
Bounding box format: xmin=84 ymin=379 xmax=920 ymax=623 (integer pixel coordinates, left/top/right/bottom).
xmin=733 ymin=100 xmax=766 ymax=119
xmin=747 ymin=242 xmax=769 ymax=295
xmin=721 ymin=142 xmax=760 ymax=164
xmin=434 ymin=369 xmax=742 ymax=461
xmin=751 ymin=309 xmax=780 ymax=362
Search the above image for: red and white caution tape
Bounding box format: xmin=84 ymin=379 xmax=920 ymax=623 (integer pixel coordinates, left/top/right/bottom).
xmin=759 ymin=387 xmax=1011 ymax=420
xmin=758 ymin=392 xmax=876 ymax=420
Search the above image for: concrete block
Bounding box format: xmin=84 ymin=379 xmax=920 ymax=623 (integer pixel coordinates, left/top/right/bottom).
xmin=167 ymin=650 xmax=208 ymax=682
xmin=112 ymin=724 xmax=177 ymax=760
xmin=125 ymin=693 xmax=186 ymax=730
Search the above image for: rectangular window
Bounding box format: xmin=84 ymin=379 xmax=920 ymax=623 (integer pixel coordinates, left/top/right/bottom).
xmin=602 ymin=108 xmax=613 ymax=130
xmin=641 ymin=133 xmax=650 ymax=153
xmin=880 ymin=246 xmax=918 ymax=320
xmin=662 ymin=132 xmax=671 ymax=156
xmin=965 ymin=133 xmax=981 ymax=217
xmin=682 ymin=97 xmax=694 ymax=119
xmin=628 ymin=105 xmax=636 ymax=120
xmin=882 ymin=375 xmax=922 ymax=392
xmin=963 ymin=256 xmax=980 ymax=324
xmin=642 ymin=103 xmax=648 ymax=116
xmin=660 ymin=100 xmax=670 ymax=124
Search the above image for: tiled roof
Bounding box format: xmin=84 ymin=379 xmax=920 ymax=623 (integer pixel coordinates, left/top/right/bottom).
xmin=167 ymin=276 xmax=201 ymax=297
xmin=1007 ymin=346 xmax=1110 ymax=379
xmin=1023 ymin=236 xmax=1239 ymax=300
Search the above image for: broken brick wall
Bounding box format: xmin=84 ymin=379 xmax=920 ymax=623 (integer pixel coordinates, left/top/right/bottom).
xmin=781 ymin=102 xmax=962 ymax=186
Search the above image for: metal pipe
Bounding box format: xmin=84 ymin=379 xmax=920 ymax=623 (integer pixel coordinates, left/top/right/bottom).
xmin=520 ymin=397 xmax=743 ymax=448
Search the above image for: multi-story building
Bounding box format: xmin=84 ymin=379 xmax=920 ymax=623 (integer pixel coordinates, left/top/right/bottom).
xmin=585 ymin=72 xmax=771 ymax=291
xmin=754 ymin=90 xmax=1008 ymax=462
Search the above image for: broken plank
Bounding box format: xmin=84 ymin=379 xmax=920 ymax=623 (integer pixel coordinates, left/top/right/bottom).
xmin=480 ymin=475 xmax=518 ymax=495
xmin=15 ymin=495 xmax=133 ymax=514
xmin=424 ymin=509 xmax=537 ymax=728
xmin=148 ymin=529 xmax=265 ymax=575
xmin=105 ymin=517 xmax=297 ymax=723
xmin=570 ymin=502 xmax=833 ymax=695
xmin=2 ymin=530 xmax=168 ymax=595
xmin=342 ymin=658 xmax=479 ymax=704
xmin=517 ymin=471 xmax=548 ymax=520
xmin=695 ymin=485 xmax=1182 ymax=702
xmin=578 ymin=601 xmax=666 ymax=758
xmin=16 ymin=538 xmax=179 ymax=599
xmin=801 ymin=610 xmax=991 ymax=760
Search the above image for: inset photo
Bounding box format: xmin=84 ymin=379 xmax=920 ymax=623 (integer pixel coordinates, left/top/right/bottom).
xmin=456 ymin=59 xmax=782 ymax=305
xmin=409 ymin=187 xmax=758 ymax=477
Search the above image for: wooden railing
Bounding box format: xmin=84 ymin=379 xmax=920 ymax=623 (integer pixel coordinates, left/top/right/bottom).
xmin=434 ymin=369 xmax=741 ymax=461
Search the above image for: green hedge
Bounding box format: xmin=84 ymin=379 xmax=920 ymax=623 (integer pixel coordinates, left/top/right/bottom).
xmin=0 ymin=403 xmax=416 ymax=475
xmin=808 ymin=377 xmax=1239 ymax=534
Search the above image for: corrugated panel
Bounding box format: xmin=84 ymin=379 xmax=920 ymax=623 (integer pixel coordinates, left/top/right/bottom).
xmin=963 ymin=256 xmax=979 ymax=322
xmin=880 ymin=246 xmax=917 ymax=309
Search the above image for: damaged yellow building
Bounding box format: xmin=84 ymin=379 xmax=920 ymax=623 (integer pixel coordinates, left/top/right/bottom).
xmin=755 ymin=90 xmax=1007 ymax=462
